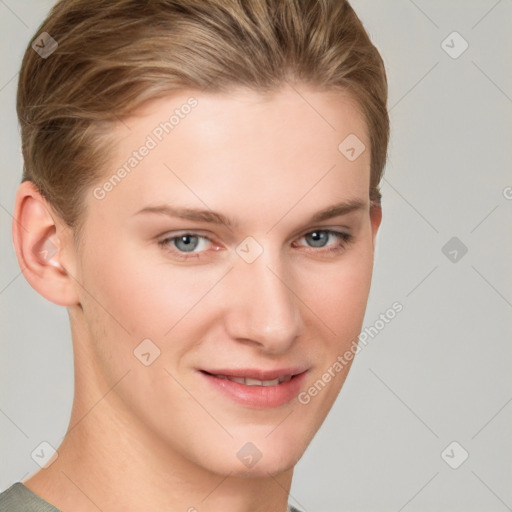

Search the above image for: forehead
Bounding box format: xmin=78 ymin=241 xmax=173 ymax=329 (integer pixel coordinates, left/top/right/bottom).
xmin=88 ymin=84 xmax=371 ymax=226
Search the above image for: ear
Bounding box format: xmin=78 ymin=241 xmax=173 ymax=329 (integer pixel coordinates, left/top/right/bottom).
xmin=369 ymin=201 xmax=382 ymax=250
xmin=12 ymin=181 xmax=80 ymax=306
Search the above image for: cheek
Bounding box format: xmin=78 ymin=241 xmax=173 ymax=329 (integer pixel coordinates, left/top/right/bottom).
xmin=78 ymin=236 xmax=231 ymax=373
xmin=74 ymin=234 xmax=167 ymax=361
xmin=295 ymin=255 xmax=372 ymax=423
xmin=299 ymin=242 xmax=374 ymax=338
xmin=292 ymin=238 xmax=373 ymax=410
xmin=80 ymin=235 xmax=188 ymax=331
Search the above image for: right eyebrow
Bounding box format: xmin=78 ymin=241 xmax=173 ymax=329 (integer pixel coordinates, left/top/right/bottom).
xmin=133 ymin=204 xmax=238 ymax=229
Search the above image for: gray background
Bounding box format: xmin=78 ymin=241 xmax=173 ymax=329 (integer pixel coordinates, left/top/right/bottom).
xmin=1 ymin=1 xmax=511 ymax=511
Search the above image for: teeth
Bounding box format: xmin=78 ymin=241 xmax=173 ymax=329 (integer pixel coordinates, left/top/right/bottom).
xmin=213 ymin=374 xmax=291 ymax=386
xmin=245 ymin=377 xmax=280 ymax=386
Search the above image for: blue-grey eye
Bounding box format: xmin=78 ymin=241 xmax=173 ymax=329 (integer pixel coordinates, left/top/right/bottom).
xmin=174 ymin=234 xmax=200 ymax=252
xmin=305 ymin=231 xmax=330 ymax=248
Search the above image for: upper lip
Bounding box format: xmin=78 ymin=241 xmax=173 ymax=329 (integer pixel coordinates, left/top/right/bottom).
xmin=200 ymin=367 xmax=308 ymax=381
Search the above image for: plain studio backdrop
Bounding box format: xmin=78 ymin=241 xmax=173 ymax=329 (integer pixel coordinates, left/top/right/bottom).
xmin=1 ymin=1 xmax=511 ymax=511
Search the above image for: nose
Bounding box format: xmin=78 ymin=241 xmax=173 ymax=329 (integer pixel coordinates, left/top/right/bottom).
xmin=222 ymin=249 xmax=304 ymax=354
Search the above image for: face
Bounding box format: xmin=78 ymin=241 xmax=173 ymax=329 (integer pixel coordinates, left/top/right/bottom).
xmin=67 ymin=84 xmax=380 ymax=477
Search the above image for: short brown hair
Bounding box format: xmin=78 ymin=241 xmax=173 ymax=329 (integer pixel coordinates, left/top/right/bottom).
xmin=17 ymin=0 xmax=389 ymax=237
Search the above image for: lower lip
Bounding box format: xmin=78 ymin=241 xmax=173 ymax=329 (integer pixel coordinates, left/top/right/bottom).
xmin=200 ymin=371 xmax=308 ymax=408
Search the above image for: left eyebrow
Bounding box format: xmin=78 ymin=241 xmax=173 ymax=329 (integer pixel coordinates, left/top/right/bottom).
xmin=307 ymin=199 xmax=366 ymax=223
xmin=265 ymin=199 xmax=367 ymax=234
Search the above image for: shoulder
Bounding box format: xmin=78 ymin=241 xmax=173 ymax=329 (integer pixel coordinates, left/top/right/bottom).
xmin=0 ymin=483 xmax=61 ymax=512
xmin=1 ymin=483 xmax=303 ymax=512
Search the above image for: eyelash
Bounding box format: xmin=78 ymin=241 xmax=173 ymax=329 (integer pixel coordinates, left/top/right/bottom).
xmin=158 ymin=229 xmax=354 ymax=261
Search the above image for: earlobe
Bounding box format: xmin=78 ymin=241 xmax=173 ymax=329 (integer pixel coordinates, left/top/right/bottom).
xmin=12 ymin=181 xmax=80 ymax=306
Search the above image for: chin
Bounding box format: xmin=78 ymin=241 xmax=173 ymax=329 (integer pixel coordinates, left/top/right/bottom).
xmin=193 ymin=427 xmax=309 ymax=478
xmin=212 ymin=451 xmax=300 ymax=479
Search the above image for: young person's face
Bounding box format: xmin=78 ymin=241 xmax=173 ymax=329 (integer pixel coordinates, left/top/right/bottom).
xmin=66 ymin=84 xmax=381 ymax=476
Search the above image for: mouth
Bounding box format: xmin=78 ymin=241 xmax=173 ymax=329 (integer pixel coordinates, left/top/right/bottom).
xmin=199 ymin=367 xmax=309 ymax=408
xmin=200 ymin=371 xmax=294 ymax=387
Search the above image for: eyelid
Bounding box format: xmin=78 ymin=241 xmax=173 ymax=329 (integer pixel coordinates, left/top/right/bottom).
xmin=296 ymin=223 xmax=352 ymax=238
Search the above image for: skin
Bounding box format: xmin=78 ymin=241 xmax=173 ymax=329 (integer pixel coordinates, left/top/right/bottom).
xmin=13 ymin=83 xmax=381 ymax=512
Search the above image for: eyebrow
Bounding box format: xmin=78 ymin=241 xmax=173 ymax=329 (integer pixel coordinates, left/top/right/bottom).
xmin=133 ymin=199 xmax=366 ymax=229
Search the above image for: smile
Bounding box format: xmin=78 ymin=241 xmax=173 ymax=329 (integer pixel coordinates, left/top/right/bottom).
xmin=199 ymin=368 xmax=309 ymax=408
xmin=208 ymin=373 xmax=293 ymax=386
